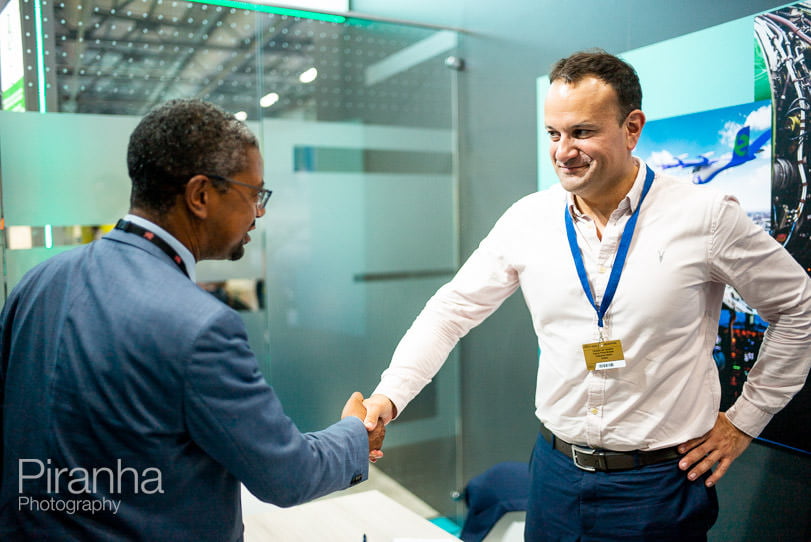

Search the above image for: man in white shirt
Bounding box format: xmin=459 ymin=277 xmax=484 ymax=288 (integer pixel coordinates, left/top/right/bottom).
xmin=361 ymin=50 xmax=811 ymax=540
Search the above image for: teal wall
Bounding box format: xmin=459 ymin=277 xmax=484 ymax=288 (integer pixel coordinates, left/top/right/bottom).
xmin=352 ymin=1 xmax=809 ymax=540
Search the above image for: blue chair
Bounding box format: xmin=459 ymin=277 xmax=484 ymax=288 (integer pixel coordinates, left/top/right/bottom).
xmin=459 ymin=461 xmax=531 ymax=542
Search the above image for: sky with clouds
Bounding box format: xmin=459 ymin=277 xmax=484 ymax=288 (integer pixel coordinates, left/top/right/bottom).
xmin=636 ymin=100 xmax=772 ymax=213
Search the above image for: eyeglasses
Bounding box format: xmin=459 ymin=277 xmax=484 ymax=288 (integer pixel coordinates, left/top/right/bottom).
xmin=206 ymin=174 xmax=273 ymax=210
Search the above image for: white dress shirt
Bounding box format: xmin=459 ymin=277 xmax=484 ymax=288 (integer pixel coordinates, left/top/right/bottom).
xmin=373 ymin=159 xmax=811 ymax=451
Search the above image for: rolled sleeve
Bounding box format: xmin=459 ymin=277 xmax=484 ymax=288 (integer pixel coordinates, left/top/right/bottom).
xmin=711 ymin=196 xmax=811 ymax=437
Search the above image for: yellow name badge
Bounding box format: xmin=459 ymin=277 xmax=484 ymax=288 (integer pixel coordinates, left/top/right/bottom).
xmin=582 ymin=340 xmax=626 ymax=371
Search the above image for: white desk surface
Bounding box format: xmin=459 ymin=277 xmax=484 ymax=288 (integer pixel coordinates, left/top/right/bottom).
xmin=243 ymin=489 xmax=461 ymax=542
xmin=483 ymin=511 xmax=525 ymax=542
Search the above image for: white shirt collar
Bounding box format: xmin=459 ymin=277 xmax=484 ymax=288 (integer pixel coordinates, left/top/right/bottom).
xmin=123 ymin=214 xmax=197 ymax=283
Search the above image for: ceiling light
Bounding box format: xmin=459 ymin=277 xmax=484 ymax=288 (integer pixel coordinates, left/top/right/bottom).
xmin=260 ymin=92 xmax=279 ymax=108
xmin=299 ymin=67 xmax=318 ymax=84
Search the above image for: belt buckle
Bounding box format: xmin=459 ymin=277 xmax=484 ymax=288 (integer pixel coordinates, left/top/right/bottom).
xmin=571 ymin=444 xmax=602 ymax=472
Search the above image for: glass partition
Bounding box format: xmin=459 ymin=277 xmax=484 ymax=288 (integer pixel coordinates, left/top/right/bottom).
xmin=0 ymin=0 xmax=461 ymax=521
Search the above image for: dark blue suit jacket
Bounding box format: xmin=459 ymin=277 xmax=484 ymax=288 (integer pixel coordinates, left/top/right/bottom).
xmin=0 ymin=228 xmax=368 ymax=541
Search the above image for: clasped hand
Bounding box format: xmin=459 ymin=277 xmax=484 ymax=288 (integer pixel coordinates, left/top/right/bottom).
xmin=342 ymin=392 xmax=386 ymax=462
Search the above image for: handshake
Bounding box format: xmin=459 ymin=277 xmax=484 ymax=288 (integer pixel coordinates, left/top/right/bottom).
xmin=342 ymin=392 xmax=397 ymax=463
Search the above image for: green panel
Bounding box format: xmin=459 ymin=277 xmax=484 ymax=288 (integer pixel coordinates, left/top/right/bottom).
xmin=2 ymin=79 xmax=25 ymax=112
xmin=754 ymin=35 xmax=772 ymax=102
xmin=185 ymin=0 xmax=346 ymax=23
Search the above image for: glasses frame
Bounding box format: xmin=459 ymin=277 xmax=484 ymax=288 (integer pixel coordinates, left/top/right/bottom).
xmin=206 ymin=174 xmax=272 ymax=209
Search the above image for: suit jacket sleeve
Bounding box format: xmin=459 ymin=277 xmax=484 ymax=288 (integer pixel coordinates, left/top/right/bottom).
xmin=183 ymin=307 xmax=368 ymax=507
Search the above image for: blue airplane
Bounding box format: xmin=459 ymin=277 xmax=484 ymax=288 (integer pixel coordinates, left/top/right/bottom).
xmin=660 ymin=152 xmax=719 ymax=170
xmin=687 ymin=126 xmax=772 ymax=185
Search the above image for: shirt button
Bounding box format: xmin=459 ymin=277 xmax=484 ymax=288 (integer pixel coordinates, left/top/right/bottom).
xmin=589 ymin=408 xmax=599 ymax=415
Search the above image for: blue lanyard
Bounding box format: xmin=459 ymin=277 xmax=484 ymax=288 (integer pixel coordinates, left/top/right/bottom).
xmin=564 ymin=166 xmax=655 ymax=330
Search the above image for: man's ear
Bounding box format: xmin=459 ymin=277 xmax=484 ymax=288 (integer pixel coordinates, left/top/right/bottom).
xmin=184 ymin=175 xmax=211 ymax=219
xmin=625 ymin=109 xmax=646 ymax=150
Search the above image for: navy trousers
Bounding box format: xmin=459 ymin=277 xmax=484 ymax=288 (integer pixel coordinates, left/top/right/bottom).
xmin=525 ymin=432 xmax=718 ymax=541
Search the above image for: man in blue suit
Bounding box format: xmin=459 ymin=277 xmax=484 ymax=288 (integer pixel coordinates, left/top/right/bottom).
xmin=0 ymin=99 xmax=384 ymax=541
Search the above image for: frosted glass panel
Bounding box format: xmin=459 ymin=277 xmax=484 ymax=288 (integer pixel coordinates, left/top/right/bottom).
xmin=0 ymin=112 xmax=133 ymax=292
xmin=0 ymin=0 xmax=460 ymax=520
xmin=260 ymin=118 xmax=457 ymax=430
xmin=1 ymin=112 xmax=133 ymax=226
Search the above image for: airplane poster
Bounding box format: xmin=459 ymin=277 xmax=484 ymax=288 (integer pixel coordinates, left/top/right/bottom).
xmin=636 ymin=100 xmax=811 ymax=455
xmin=636 ymin=100 xmax=773 ymax=219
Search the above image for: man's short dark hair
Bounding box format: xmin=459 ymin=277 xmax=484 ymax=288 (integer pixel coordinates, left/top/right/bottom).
xmin=127 ymin=99 xmax=259 ymax=215
xmin=549 ymin=49 xmax=642 ymax=124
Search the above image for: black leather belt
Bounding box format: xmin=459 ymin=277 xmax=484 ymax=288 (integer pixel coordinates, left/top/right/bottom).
xmin=542 ymin=428 xmax=681 ymax=472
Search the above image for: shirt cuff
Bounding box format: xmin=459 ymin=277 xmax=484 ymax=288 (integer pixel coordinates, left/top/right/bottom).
xmin=725 ymin=397 xmax=774 ymax=438
xmin=371 ymin=382 xmax=412 ymax=421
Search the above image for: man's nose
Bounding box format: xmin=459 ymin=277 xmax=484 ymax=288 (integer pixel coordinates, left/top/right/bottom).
xmin=554 ymin=136 xmax=579 ymax=163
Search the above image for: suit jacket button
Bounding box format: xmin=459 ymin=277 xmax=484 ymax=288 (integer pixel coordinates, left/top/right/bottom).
xmin=350 ymin=473 xmax=363 ymax=486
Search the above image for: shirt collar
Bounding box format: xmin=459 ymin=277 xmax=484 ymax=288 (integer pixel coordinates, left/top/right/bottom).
xmin=624 ymin=157 xmax=649 ymax=214
xmin=566 ymin=157 xmax=649 ymax=219
xmin=123 ymin=214 xmax=197 ymax=282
